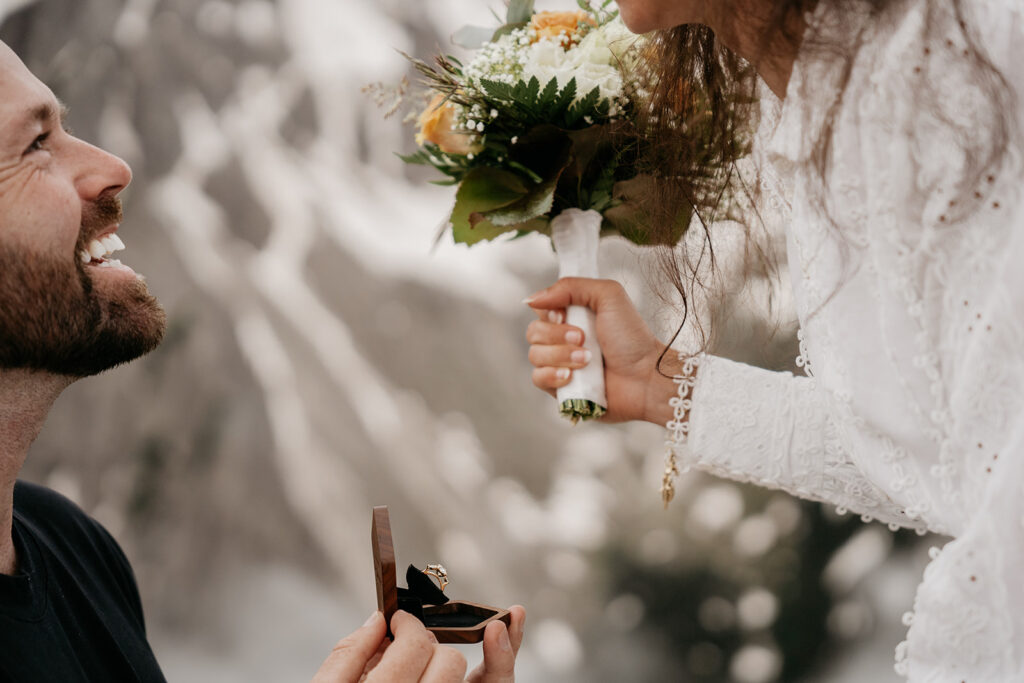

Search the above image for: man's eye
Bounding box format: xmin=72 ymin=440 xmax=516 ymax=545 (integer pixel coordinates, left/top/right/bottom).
xmin=25 ymin=132 xmax=50 ymax=154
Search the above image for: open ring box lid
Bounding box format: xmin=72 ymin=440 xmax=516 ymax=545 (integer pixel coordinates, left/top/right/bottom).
xmin=372 ymin=506 xmax=511 ymax=643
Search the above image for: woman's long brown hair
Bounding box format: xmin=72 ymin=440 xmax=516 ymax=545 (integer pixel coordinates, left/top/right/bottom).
xmin=637 ymin=0 xmax=1013 ymax=371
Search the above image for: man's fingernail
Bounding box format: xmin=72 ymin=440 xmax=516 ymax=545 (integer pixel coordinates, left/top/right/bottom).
xmin=498 ymin=627 xmax=512 ymax=652
xmin=565 ymin=330 xmax=582 ymax=345
xmin=556 ymin=368 xmax=571 ymax=381
xmin=364 ymin=611 xmax=381 ymax=627
xmin=547 ymin=310 xmax=564 ymax=324
xmin=571 ymin=349 xmax=591 ymax=364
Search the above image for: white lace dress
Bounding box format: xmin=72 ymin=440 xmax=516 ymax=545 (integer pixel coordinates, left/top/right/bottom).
xmin=668 ymin=0 xmax=1024 ymax=679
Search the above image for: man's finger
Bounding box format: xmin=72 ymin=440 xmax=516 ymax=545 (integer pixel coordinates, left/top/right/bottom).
xmin=365 ymin=611 xmax=435 ymax=682
xmin=418 ymin=644 xmax=467 ymax=682
xmin=312 ymin=611 xmax=387 ymax=683
xmin=467 ymin=607 xmax=526 ymax=683
xmin=507 ymin=605 xmax=526 ymax=655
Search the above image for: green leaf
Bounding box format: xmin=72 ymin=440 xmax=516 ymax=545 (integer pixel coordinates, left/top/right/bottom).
xmin=565 ymin=85 xmax=602 ymax=127
xmin=396 ymin=151 xmax=430 ymax=165
xmin=485 ymin=125 xmax=573 ymax=228
xmin=601 ymin=175 xmax=693 ymax=246
xmin=552 ymin=78 xmax=577 ymax=116
xmin=452 ymin=25 xmax=494 ymax=49
xmin=480 ymin=78 xmax=513 ymax=102
xmin=539 ymin=77 xmax=559 ymax=109
xmin=492 ymin=21 xmax=528 ymax=41
xmin=525 ymin=75 xmax=541 ymax=103
xmin=450 ymin=168 xmax=530 ymax=245
xmin=505 ymin=160 xmax=544 ymax=184
xmin=484 ymin=181 xmax=556 ymax=226
xmin=506 ymin=0 xmax=534 ymax=25
xmin=508 ymin=124 xmax=573 ymax=183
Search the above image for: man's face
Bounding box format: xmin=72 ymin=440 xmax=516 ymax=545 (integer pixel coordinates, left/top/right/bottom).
xmin=0 ymin=42 xmax=165 ymax=377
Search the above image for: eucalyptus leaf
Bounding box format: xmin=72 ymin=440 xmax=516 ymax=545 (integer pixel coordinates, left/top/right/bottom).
xmin=451 ymin=25 xmax=495 ymax=49
xmin=491 ymin=22 xmax=527 ymax=41
xmin=506 ymin=0 xmax=534 ymax=25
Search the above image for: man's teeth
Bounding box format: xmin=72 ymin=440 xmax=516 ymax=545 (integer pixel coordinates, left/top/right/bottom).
xmin=81 ymin=234 xmax=126 ymax=264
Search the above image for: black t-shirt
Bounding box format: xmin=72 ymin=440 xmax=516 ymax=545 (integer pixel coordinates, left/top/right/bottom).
xmin=0 ymin=481 xmax=165 ymax=682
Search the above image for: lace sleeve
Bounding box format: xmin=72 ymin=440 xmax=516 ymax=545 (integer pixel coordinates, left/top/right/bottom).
xmin=670 ymin=354 xmax=930 ymax=532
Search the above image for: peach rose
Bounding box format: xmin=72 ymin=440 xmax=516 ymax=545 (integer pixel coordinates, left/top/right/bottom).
xmin=416 ymin=93 xmax=482 ymax=156
xmin=528 ymin=10 xmax=597 ymax=47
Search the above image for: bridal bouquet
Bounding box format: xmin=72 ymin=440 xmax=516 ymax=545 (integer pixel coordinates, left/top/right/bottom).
xmin=397 ymin=0 xmax=691 ymax=423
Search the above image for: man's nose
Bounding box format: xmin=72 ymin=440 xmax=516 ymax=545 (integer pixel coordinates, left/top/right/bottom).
xmin=73 ymin=139 xmax=133 ymax=201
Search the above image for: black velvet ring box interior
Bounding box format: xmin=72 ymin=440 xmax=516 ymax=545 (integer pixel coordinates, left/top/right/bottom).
xmin=371 ymin=506 xmax=511 ymax=644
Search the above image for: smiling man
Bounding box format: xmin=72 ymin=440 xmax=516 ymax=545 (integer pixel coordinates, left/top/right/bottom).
xmin=0 ymin=41 xmax=524 ymax=683
xmin=0 ymin=39 xmax=169 ymax=682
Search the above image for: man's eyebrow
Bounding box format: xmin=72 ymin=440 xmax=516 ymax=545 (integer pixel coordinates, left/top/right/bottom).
xmin=26 ymin=100 xmax=69 ymax=128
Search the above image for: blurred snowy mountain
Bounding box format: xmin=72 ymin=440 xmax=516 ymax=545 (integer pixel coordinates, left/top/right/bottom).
xmin=1 ymin=1 xmax=918 ymax=681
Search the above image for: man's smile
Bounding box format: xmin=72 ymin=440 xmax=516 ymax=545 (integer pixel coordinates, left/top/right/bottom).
xmin=78 ymin=228 xmax=137 ymax=276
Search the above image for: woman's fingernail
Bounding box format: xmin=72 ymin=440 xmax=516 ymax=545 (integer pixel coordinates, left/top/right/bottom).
xmin=523 ymin=289 xmax=545 ymax=304
xmin=556 ymin=368 xmax=571 ymax=381
xmin=571 ymin=349 xmax=592 ymax=364
xmin=548 ymin=310 xmax=564 ymax=324
xmin=565 ymin=330 xmax=582 ymax=345
xmin=364 ymin=611 xmax=381 ymax=627
xmin=498 ymin=626 xmax=512 ymax=652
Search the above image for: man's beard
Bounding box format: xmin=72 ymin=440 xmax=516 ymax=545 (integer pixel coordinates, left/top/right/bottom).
xmin=0 ymin=199 xmax=166 ymax=378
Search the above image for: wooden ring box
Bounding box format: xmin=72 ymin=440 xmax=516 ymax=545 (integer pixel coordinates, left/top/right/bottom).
xmin=372 ymin=506 xmax=511 ymax=643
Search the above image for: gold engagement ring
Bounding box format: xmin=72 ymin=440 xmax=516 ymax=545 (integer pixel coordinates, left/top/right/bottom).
xmin=423 ymin=563 xmax=449 ymax=592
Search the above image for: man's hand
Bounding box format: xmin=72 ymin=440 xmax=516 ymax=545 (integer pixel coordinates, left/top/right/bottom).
xmin=467 ymin=605 xmax=526 ymax=683
xmin=313 ymin=607 xmax=526 ymax=683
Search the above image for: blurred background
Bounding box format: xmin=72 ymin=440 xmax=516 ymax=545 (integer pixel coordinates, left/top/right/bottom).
xmin=1 ymin=0 xmax=934 ymax=680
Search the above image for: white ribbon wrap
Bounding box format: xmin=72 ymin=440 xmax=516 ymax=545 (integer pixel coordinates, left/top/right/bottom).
xmin=550 ymin=208 xmax=607 ymax=413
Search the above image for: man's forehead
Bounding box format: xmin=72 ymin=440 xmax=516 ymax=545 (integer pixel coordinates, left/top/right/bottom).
xmin=0 ymin=41 xmax=60 ymax=123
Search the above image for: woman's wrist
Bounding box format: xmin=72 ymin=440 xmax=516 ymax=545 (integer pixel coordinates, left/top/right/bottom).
xmin=642 ymin=349 xmax=695 ymax=426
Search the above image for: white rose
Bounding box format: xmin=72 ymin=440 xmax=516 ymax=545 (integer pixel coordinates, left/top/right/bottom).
xmin=599 ymin=17 xmax=642 ymax=63
xmin=527 ymin=40 xmax=565 ymax=69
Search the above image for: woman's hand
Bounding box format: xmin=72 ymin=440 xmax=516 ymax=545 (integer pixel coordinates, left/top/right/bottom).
xmin=313 ymin=607 xmax=526 ymax=683
xmin=525 ymin=277 xmax=679 ymax=425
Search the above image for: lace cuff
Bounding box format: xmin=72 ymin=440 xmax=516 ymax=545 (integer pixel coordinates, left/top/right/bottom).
xmin=661 ymin=353 xmax=701 ymax=507
xmin=670 ymin=354 xmax=928 ymax=531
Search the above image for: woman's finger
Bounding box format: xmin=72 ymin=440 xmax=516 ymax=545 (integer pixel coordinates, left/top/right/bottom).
xmin=528 ymin=344 xmax=592 ymax=369
xmin=532 ymin=307 xmax=566 ymax=324
xmin=532 ymin=366 xmax=572 ymax=395
xmin=418 ymin=645 xmax=467 ymax=682
xmin=525 ymin=320 xmax=584 ymax=346
xmin=312 ymin=612 xmax=387 ymax=683
xmin=364 ymin=611 xmax=435 ymax=682
xmin=525 ymin=277 xmax=625 ymax=312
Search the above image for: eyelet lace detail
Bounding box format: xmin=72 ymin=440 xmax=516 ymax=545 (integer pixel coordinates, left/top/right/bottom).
xmin=666 ymin=0 xmax=1024 ymax=677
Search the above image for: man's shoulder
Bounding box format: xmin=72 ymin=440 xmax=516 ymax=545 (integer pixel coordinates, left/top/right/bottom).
xmin=13 ymin=479 xmax=131 ymax=576
xmin=13 ymin=479 xmax=143 ymax=615
xmin=13 ymin=479 xmax=95 ymax=533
